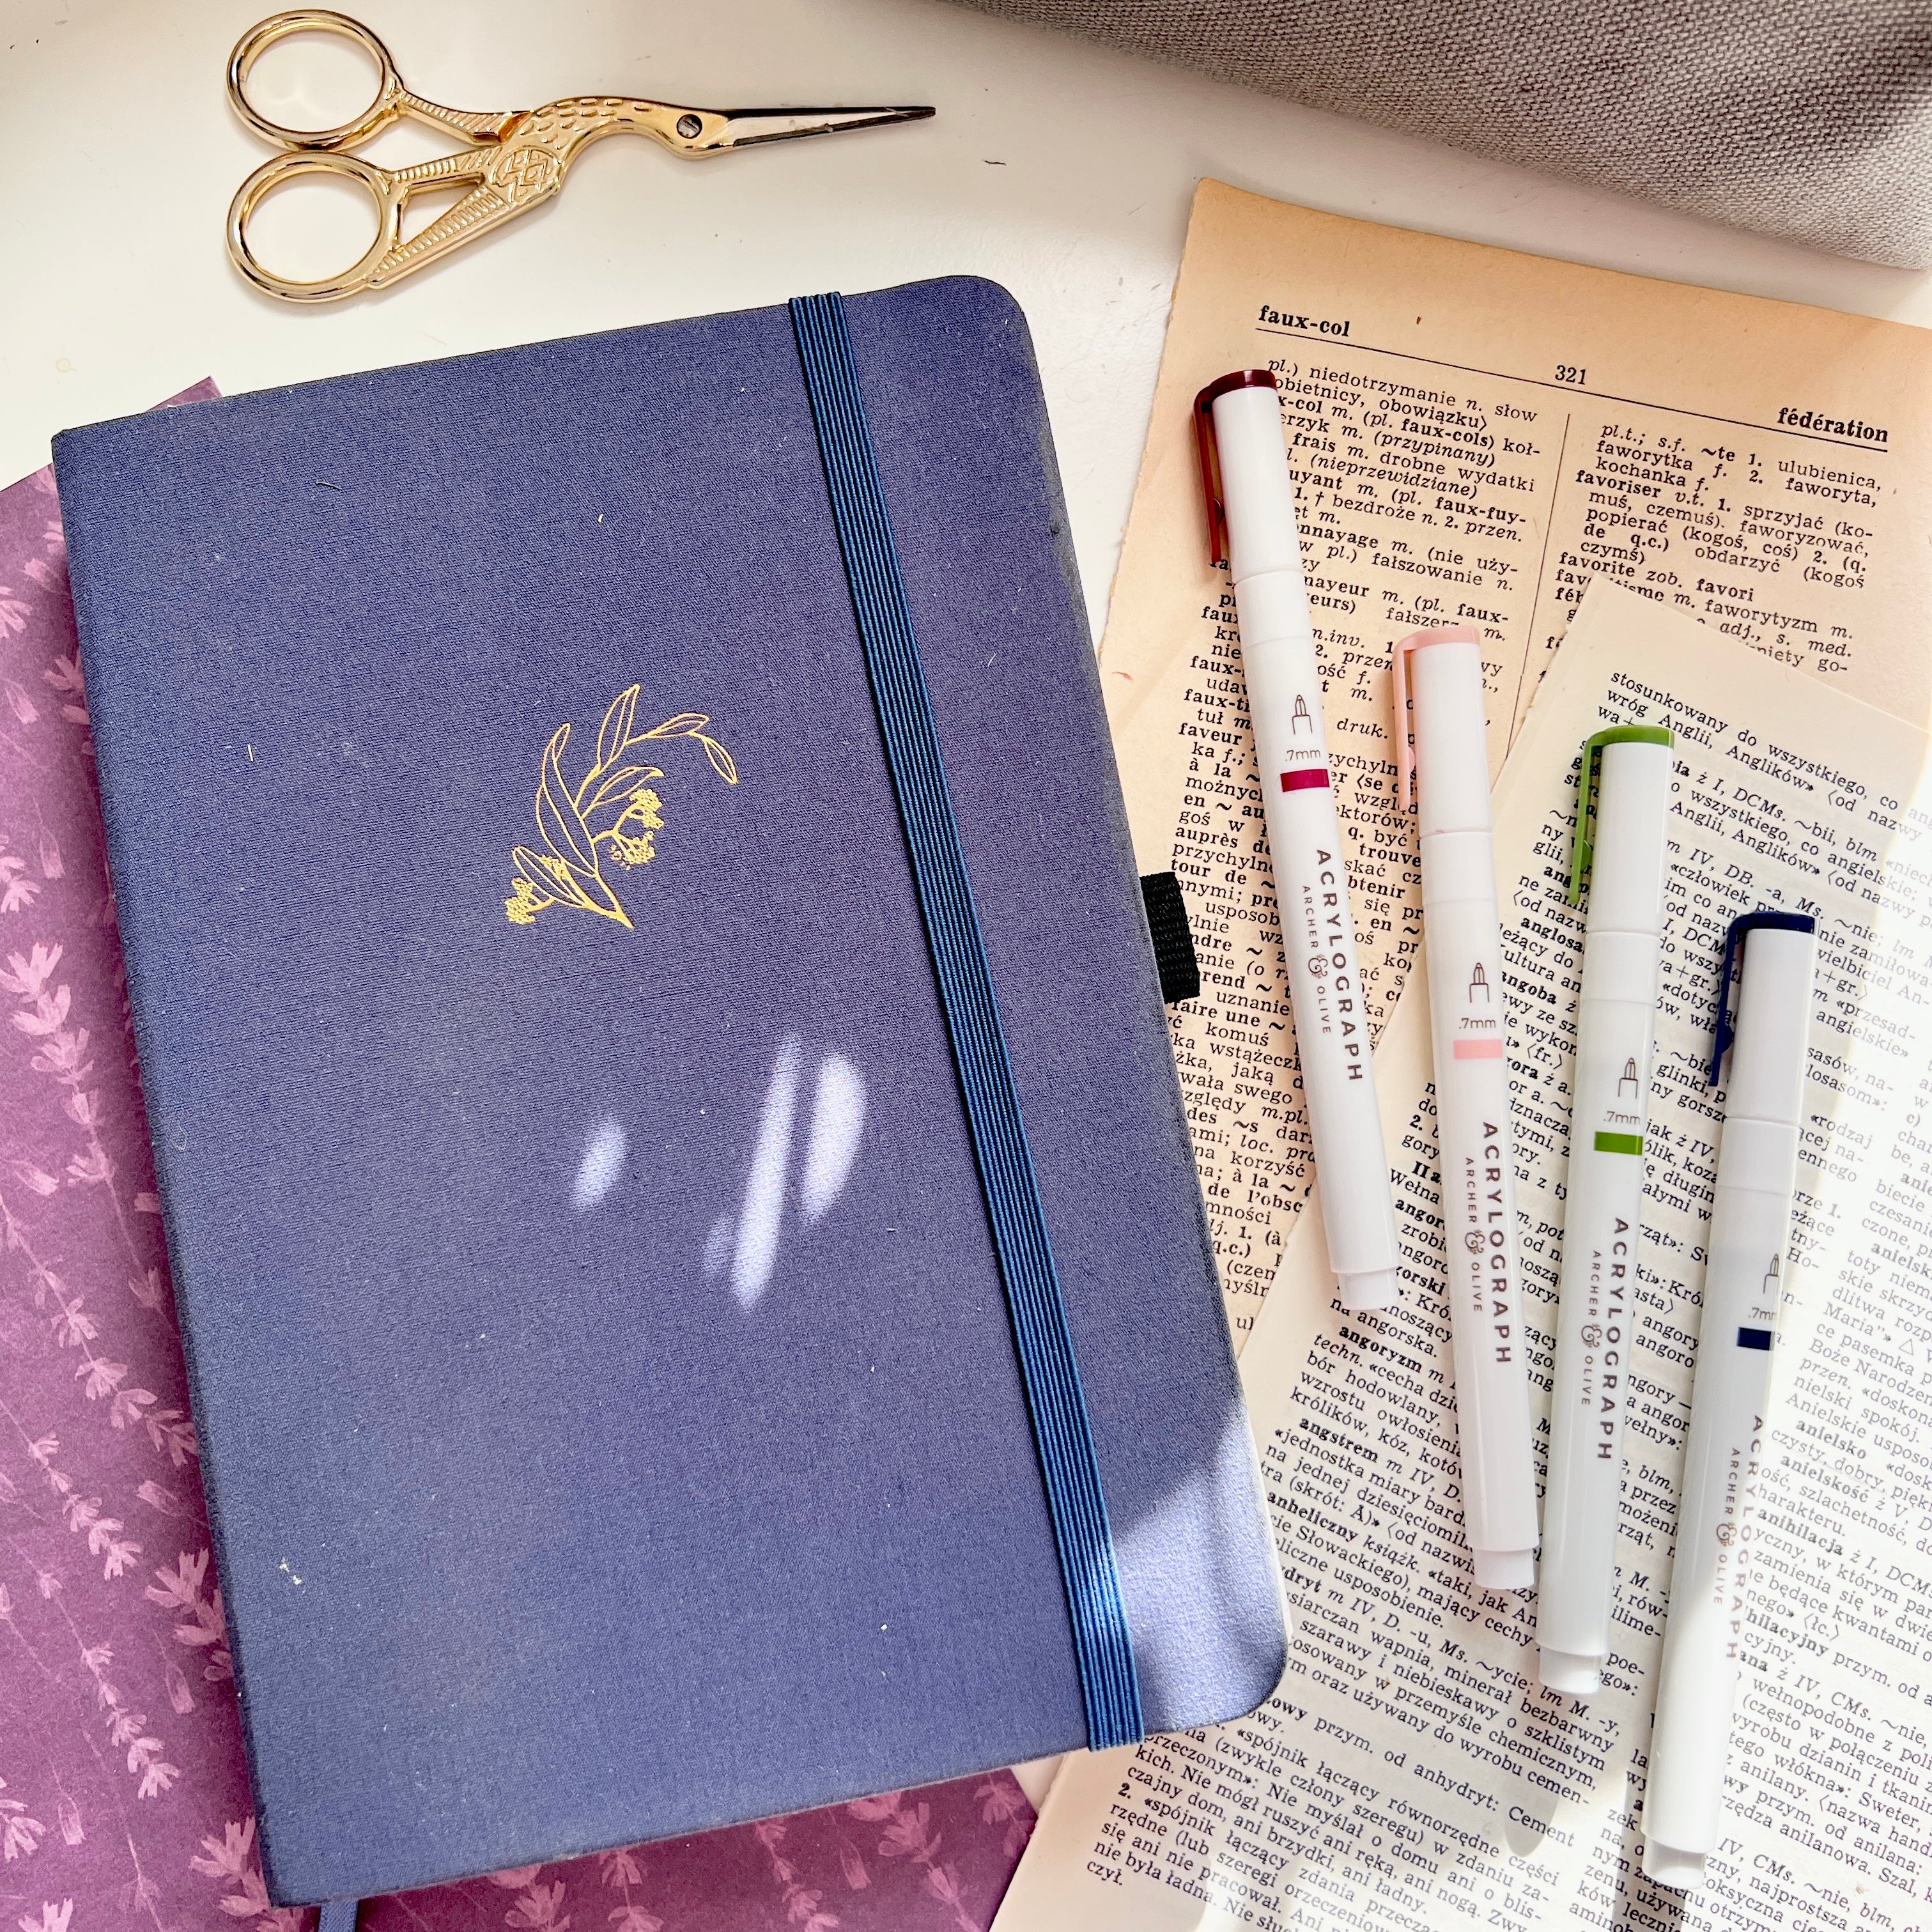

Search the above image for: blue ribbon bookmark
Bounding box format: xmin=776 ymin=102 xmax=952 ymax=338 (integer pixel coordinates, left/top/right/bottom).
xmin=789 ymin=291 xmax=1143 ymax=1752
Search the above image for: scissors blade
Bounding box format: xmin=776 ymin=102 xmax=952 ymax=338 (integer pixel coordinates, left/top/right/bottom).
xmin=709 ymin=104 xmax=934 ymax=148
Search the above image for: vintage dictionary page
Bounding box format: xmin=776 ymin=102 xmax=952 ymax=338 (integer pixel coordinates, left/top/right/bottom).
xmin=1115 ymin=183 xmax=1932 ymax=1332
xmin=996 ymin=583 xmax=1932 ymax=1932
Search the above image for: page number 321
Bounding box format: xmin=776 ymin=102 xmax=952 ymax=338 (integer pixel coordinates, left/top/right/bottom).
xmin=1556 ymin=364 xmax=1587 ymax=385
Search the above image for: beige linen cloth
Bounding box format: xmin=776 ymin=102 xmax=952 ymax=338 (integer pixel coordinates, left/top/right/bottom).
xmin=950 ymin=0 xmax=1932 ymax=266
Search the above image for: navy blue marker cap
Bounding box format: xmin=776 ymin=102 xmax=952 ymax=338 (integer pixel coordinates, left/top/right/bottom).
xmin=1710 ymin=910 xmax=1816 ymax=1086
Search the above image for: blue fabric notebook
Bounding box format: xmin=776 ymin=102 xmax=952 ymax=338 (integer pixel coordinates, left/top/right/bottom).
xmin=51 ymin=277 xmax=1285 ymax=1906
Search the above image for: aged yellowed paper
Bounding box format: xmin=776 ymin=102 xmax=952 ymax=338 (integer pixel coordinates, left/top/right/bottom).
xmin=1115 ymin=183 xmax=1932 ymax=1331
xmin=996 ymin=582 xmax=1932 ymax=1932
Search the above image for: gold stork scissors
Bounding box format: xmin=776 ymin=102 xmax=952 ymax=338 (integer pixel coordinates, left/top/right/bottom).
xmin=226 ymin=11 xmax=934 ymax=302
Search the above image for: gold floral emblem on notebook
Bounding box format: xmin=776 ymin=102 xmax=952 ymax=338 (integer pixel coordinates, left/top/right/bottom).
xmin=504 ymin=686 xmax=738 ymax=928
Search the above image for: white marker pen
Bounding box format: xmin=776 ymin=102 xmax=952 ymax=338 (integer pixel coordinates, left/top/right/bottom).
xmin=1393 ymin=626 xmax=1538 ymax=1591
xmin=1538 ymin=724 xmax=1674 ymax=1696
xmin=1644 ymin=912 xmax=1815 ymax=1889
xmin=1195 ymin=372 xmax=1400 ymax=1310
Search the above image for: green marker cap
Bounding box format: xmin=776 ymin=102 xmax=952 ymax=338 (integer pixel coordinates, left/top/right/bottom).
xmin=1569 ymin=725 xmax=1674 ymax=904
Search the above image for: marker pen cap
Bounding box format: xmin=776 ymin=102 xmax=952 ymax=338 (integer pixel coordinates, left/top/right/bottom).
xmin=1235 ymin=569 xmax=1318 ymax=652
xmin=1642 ymin=1843 xmax=1708 ymax=1889
xmin=1570 ymin=728 xmax=1673 ymax=932
xmin=1474 ymin=1549 xmax=1536 ymax=1592
xmin=1577 ymin=928 xmax=1662 ymax=1009
xmin=1394 ymin=627 xmax=1492 ymax=838
xmin=1205 ymin=380 xmax=1310 ymax=584
xmin=1338 ymin=1268 xmax=1398 ymax=1313
xmin=1538 ymin=1650 xmax=1602 ymax=1696
xmin=1724 ymin=925 xmax=1814 ymax=1123
xmin=1419 ymin=831 xmax=1500 ymax=915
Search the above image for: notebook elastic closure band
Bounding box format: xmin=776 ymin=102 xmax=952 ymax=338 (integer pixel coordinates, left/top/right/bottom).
xmin=788 ymin=292 xmax=1144 ymax=1752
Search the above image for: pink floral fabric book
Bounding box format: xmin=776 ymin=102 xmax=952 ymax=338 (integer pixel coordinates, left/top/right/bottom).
xmin=0 ymin=390 xmax=1033 ymax=1932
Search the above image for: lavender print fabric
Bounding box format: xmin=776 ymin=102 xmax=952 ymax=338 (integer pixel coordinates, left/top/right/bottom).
xmin=0 ymin=394 xmax=1033 ymax=1932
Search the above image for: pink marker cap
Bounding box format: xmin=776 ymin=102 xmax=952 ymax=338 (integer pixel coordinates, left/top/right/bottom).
xmin=1390 ymin=626 xmax=1481 ymax=809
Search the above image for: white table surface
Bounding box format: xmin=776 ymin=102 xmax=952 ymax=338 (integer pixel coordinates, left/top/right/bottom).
xmin=5 ymin=0 xmax=1927 ymax=1817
